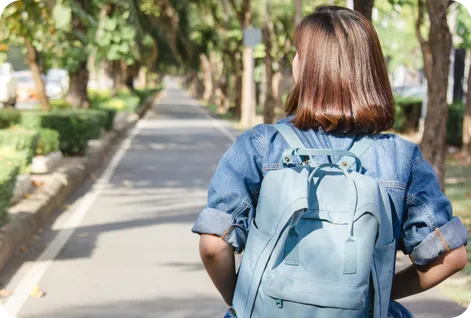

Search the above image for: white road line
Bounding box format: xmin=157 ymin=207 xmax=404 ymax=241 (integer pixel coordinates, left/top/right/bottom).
xmin=3 ymin=122 xmax=143 ymax=317
xmin=180 ymin=86 xmax=237 ymax=142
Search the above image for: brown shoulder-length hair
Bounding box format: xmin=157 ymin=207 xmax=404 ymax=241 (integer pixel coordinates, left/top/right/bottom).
xmin=286 ymin=6 xmax=395 ymax=134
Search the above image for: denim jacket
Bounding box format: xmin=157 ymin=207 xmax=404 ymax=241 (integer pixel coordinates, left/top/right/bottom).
xmin=193 ymin=117 xmax=468 ymax=267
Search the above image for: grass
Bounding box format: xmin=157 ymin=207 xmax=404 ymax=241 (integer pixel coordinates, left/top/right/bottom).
xmin=445 ymin=157 xmax=471 ymax=276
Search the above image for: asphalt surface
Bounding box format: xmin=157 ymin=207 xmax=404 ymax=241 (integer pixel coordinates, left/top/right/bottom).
xmin=0 ymin=80 xmax=467 ymax=317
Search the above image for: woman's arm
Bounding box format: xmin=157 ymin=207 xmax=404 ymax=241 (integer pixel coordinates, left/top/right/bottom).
xmin=391 ymin=245 xmax=468 ymax=300
xmin=199 ymin=234 xmax=237 ymax=306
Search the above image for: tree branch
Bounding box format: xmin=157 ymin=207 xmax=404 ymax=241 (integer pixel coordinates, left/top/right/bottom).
xmin=415 ymin=0 xmax=427 ymax=46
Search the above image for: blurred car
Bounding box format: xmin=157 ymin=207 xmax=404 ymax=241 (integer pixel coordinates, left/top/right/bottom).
xmin=46 ymin=69 xmax=69 ymax=99
xmin=0 ymin=63 xmax=18 ymax=107
xmin=392 ymin=85 xmax=425 ymax=100
xmin=14 ymin=70 xmax=46 ymax=103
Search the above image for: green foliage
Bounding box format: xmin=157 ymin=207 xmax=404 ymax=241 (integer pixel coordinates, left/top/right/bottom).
xmin=21 ymin=110 xmax=106 ymax=156
xmin=376 ymin=0 xmax=422 ymax=74
xmin=0 ymin=151 xmax=20 ymax=225
xmin=50 ymin=99 xmax=72 ymax=110
xmin=36 ymin=128 xmax=60 ymax=156
xmin=447 ymin=103 xmax=464 ymax=147
xmin=456 ymin=4 xmax=471 ymax=49
xmin=0 ymin=110 xmax=21 ymax=129
xmin=393 ymin=97 xmax=422 ymax=132
xmin=0 ymin=127 xmax=39 ymax=166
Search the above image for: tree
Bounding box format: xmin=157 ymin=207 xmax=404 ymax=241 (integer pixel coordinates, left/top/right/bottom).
xmin=65 ymin=0 xmax=92 ymax=108
xmin=417 ymin=0 xmax=453 ymax=187
xmin=294 ymin=0 xmax=302 ymax=26
xmin=354 ymin=0 xmax=375 ymax=21
xmin=0 ymin=1 xmax=52 ymax=111
xmin=228 ymin=0 xmax=254 ymax=126
xmin=261 ymin=0 xmax=275 ymax=124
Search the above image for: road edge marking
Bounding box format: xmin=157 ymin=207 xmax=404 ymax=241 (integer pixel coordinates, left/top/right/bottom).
xmin=3 ymin=122 xmax=143 ymax=316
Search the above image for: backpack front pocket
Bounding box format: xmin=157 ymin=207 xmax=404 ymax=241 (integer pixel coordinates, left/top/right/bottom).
xmin=262 ymin=272 xmax=368 ymax=317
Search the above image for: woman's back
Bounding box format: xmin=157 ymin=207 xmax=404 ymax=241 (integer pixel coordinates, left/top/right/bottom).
xmin=192 ymin=6 xmax=468 ymax=318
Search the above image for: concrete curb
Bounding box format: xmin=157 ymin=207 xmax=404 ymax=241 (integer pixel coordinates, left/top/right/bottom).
xmin=0 ymin=92 xmax=159 ymax=272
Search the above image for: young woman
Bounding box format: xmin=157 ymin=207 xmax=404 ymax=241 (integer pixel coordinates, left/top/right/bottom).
xmin=192 ymin=6 xmax=468 ymax=317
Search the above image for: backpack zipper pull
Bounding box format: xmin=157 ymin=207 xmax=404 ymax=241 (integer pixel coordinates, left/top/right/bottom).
xmin=276 ymin=299 xmax=283 ymax=308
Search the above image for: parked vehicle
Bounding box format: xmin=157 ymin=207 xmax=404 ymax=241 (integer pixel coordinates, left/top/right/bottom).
xmin=46 ymin=69 xmax=69 ymax=99
xmin=14 ymin=71 xmax=46 ymax=103
xmin=0 ymin=63 xmax=18 ymax=107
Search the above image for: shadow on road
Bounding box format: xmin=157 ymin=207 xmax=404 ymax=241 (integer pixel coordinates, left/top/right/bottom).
xmin=23 ymin=296 xmax=227 ymax=318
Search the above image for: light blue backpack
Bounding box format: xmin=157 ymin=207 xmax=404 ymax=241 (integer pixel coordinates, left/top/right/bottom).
xmin=232 ymin=123 xmax=396 ymax=318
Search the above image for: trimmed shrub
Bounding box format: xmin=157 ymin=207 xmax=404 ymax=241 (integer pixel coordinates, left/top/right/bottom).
xmin=0 ymin=150 xmax=20 ymax=225
xmin=98 ymin=108 xmax=117 ymax=131
xmin=36 ymin=128 xmax=60 ymax=156
xmin=50 ymin=100 xmax=72 ymax=110
xmin=21 ymin=110 xmax=106 ymax=156
xmin=393 ymin=97 xmax=422 ymax=133
xmin=0 ymin=146 xmax=28 ymax=174
xmin=447 ymin=103 xmax=464 ymax=147
xmin=0 ymin=127 xmax=39 ymax=165
xmin=0 ymin=109 xmax=21 ymax=129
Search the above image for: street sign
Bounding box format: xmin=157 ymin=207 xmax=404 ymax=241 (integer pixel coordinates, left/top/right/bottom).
xmin=243 ymin=27 xmax=262 ymax=47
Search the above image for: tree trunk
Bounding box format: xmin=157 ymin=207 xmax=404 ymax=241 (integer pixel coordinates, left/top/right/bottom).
xmin=67 ymin=0 xmax=90 ymax=108
xmin=419 ymin=0 xmax=452 ymax=188
xmin=24 ymin=39 xmax=50 ymax=111
xmin=354 ymin=0 xmax=375 ymax=21
xmin=200 ymin=54 xmax=214 ymax=104
xmin=294 ymin=0 xmax=302 ymax=26
xmin=241 ymin=46 xmax=255 ymax=126
xmin=67 ymin=61 xmax=90 ymax=109
xmin=111 ymin=60 xmax=126 ymax=96
xmin=453 ymin=48 xmax=466 ymax=104
xmin=229 ymin=0 xmax=253 ymax=126
xmin=262 ymin=7 xmax=275 ymax=124
xmin=125 ymin=63 xmax=140 ymax=93
xmin=463 ymin=62 xmax=471 ymax=157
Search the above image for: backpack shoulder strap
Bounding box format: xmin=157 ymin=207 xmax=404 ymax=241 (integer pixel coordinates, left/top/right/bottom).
xmin=272 ymin=123 xmax=305 ymax=149
xmin=337 ymin=135 xmax=378 ymax=170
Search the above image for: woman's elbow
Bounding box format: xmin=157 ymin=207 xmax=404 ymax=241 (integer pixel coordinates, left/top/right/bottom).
xmin=199 ymin=234 xmax=233 ymax=262
xmin=448 ymin=245 xmax=468 ymax=271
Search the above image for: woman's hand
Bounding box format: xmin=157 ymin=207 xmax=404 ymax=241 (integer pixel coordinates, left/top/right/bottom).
xmin=199 ymin=234 xmax=237 ymax=306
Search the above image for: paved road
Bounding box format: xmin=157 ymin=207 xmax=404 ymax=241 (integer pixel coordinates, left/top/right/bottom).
xmin=0 ymin=81 xmax=467 ymax=317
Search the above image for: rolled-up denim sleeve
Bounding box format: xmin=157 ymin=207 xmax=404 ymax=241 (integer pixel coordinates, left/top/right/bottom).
xmin=402 ymin=148 xmax=469 ymax=266
xmin=191 ymin=126 xmax=265 ymax=253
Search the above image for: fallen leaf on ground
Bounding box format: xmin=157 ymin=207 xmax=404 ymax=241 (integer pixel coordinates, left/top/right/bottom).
xmin=30 ymin=285 xmax=45 ymax=298
xmin=23 ymin=193 xmax=34 ymax=199
xmin=0 ymin=289 xmax=13 ymax=297
xmin=31 ymin=180 xmax=45 ymax=187
xmin=62 ymin=204 xmax=72 ymax=211
xmin=19 ymin=246 xmax=29 ymax=253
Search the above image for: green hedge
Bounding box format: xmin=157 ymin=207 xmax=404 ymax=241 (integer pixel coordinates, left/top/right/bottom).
xmin=36 ymin=128 xmax=60 ymax=156
xmin=0 ymin=128 xmax=39 ymax=165
xmin=96 ymin=108 xmax=116 ymax=131
xmin=448 ymin=103 xmax=464 ymax=147
xmin=21 ymin=110 xmax=107 ymax=156
xmin=393 ymin=97 xmax=423 ymax=133
xmin=0 ymin=109 xmax=21 ymax=129
xmin=0 ymin=152 xmax=20 ymax=225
